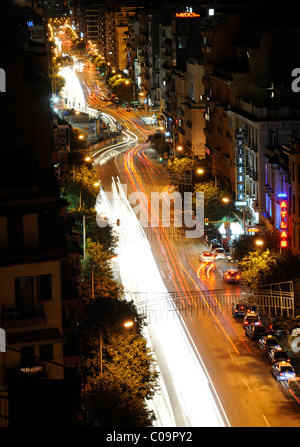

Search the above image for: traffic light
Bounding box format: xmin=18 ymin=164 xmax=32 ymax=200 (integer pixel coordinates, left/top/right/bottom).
xmin=205 ymin=218 xmax=209 ymax=226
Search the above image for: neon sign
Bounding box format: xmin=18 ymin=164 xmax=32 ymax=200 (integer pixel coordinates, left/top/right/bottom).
xmin=279 ymin=194 xmax=288 ymax=248
xmin=235 ymin=132 xmax=246 ymax=202
xmin=175 ymin=12 xmax=200 ymax=18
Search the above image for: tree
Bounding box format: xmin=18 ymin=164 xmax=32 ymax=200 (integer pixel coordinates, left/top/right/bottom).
xmin=239 ymin=248 xmax=300 ymax=289
xmin=68 ymin=208 xmax=117 ymax=255
xmin=107 ymin=75 xmax=133 ymax=103
xmin=86 ymin=379 xmax=156 ymax=427
xmin=168 ymin=156 xmax=193 ymax=173
xmin=79 ymin=294 xmax=159 ymax=427
xmin=231 ymin=233 xmax=276 ymax=261
xmin=193 ymin=180 xmax=235 ymax=222
xmin=52 ymin=74 xmax=65 ymax=93
xmin=239 ymin=249 xmax=277 ymax=289
xmin=147 ymin=133 xmax=170 ymax=158
xmin=81 ymin=240 xmax=114 ymax=283
xmin=60 ymin=163 xmax=99 ymax=210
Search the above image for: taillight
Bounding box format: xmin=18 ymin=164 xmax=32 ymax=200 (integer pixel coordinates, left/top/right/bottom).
xmin=226 ymin=275 xmax=230 ymax=279
xmin=236 ymin=275 xmax=240 ymax=279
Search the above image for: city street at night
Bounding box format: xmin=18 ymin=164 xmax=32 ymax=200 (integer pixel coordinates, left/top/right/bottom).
xmin=1 ymin=0 xmax=300 ymax=434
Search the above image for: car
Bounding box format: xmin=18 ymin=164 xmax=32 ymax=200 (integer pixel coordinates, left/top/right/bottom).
xmin=258 ymin=335 xmax=280 ymax=351
xmin=243 ymin=311 xmax=260 ymax=328
xmin=268 ymin=347 xmax=291 ymax=364
xmin=223 ymin=269 xmax=241 ymax=284
xmin=207 ymin=237 xmax=219 ymax=245
xmin=210 ymin=242 xmax=222 ymax=251
xmin=232 ymin=302 xmax=249 ymax=317
xmin=199 ymin=251 xmax=215 ymax=263
xmin=271 ymin=361 xmax=296 ymax=381
xmin=269 ymin=320 xmax=286 ymax=337
xmin=212 ymin=247 xmax=227 ymax=260
xmin=245 ymin=322 xmax=267 ymax=340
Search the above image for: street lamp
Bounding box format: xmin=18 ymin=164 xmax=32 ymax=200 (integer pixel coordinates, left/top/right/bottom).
xmin=255 ymin=239 xmax=264 ymax=247
xmin=176 ymin=145 xmax=183 ymax=157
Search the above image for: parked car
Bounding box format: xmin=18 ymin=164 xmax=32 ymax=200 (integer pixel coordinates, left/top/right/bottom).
xmin=199 ymin=251 xmax=215 ymax=263
xmin=268 ymin=347 xmax=291 ymax=364
xmin=271 ymin=362 xmax=296 ymax=381
xmin=243 ymin=311 xmax=260 ymax=329
xmin=245 ymin=322 xmax=267 ymax=340
xmin=258 ymin=335 xmax=280 ymax=351
xmin=223 ymin=269 xmax=241 ymax=284
xmin=232 ymin=302 xmax=249 ymax=317
xmin=212 ymin=247 xmax=227 ymax=260
xmin=269 ymin=320 xmax=286 ymax=337
xmin=210 ymin=242 xmax=222 ymax=251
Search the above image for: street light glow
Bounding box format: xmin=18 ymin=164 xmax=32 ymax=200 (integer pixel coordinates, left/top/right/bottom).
xmin=255 ymin=239 xmax=264 ymax=246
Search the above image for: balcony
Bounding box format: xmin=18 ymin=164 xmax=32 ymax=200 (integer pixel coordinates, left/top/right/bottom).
xmin=246 ymin=167 xmax=258 ymax=181
xmin=1 ymin=303 xmax=47 ymax=329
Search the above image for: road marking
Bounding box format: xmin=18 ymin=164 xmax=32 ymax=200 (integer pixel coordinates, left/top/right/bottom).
xmin=262 ymin=414 xmax=271 ymax=427
xmin=242 ymin=377 xmax=252 ymax=393
xmin=214 ymin=324 xmax=221 ymax=335
xmin=228 ymin=349 xmax=252 ymax=393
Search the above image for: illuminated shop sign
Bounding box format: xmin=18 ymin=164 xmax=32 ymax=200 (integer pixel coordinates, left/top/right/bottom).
xmin=247 ymin=227 xmax=260 ymax=233
xmin=279 ymin=193 xmax=288 ymax=248
xmin=235 ymin=131 xmax=246 ymax=202
xmin=175 ymin=12 xmax=200 ymax=18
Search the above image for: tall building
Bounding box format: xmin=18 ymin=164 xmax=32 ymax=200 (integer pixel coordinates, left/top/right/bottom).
xmin=0 ymin=3 xmax=81 ymax=426
xmin=201 ymin=2 xmax=300 ymax=250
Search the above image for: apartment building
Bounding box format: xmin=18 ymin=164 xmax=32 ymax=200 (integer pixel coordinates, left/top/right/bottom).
xmin=0 ymin=7 xmax=77 ymax=387
xmin=201 ymin=4 xmax=300 ymax=248
xmin=263 ymin=138 xmax=300 ymax=254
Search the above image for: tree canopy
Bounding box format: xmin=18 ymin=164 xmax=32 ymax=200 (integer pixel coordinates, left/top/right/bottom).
xmin=239 ymin=249 xmax=300 ymax=289
xmin=194 ymin=180 xmax=235 ymax=222
xmin=107 ymin=75 xmax=133 ymax=103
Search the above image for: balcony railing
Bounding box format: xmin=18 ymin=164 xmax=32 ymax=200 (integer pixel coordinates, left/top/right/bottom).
xmin=1 ymin=303 xmax=46 ymax=329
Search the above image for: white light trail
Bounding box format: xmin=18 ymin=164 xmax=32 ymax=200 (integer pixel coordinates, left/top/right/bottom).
xmin=96 ymin=178 xmax=230 ymax=427
xmin=59 ymin=66 xmax=86 ymax=111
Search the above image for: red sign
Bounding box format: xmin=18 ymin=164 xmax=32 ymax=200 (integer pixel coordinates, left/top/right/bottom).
xmin=279 ymin=196 xmax=288 ymax=248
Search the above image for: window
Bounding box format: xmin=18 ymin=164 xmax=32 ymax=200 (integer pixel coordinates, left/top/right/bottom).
xmin=21 ymin=346 xmax=35 ymax=366
xmin=15 ymin=276 xmax=33 ymax=313
xmin=268 ymin=130 xmax=278 ymax=147
xmin=7 ymin=214 xmax=23 ymax=255
xmin=36 ymin=274 xmax=52 ymax=301
xmin=39 ymin=344 xmax=53 ymax=361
